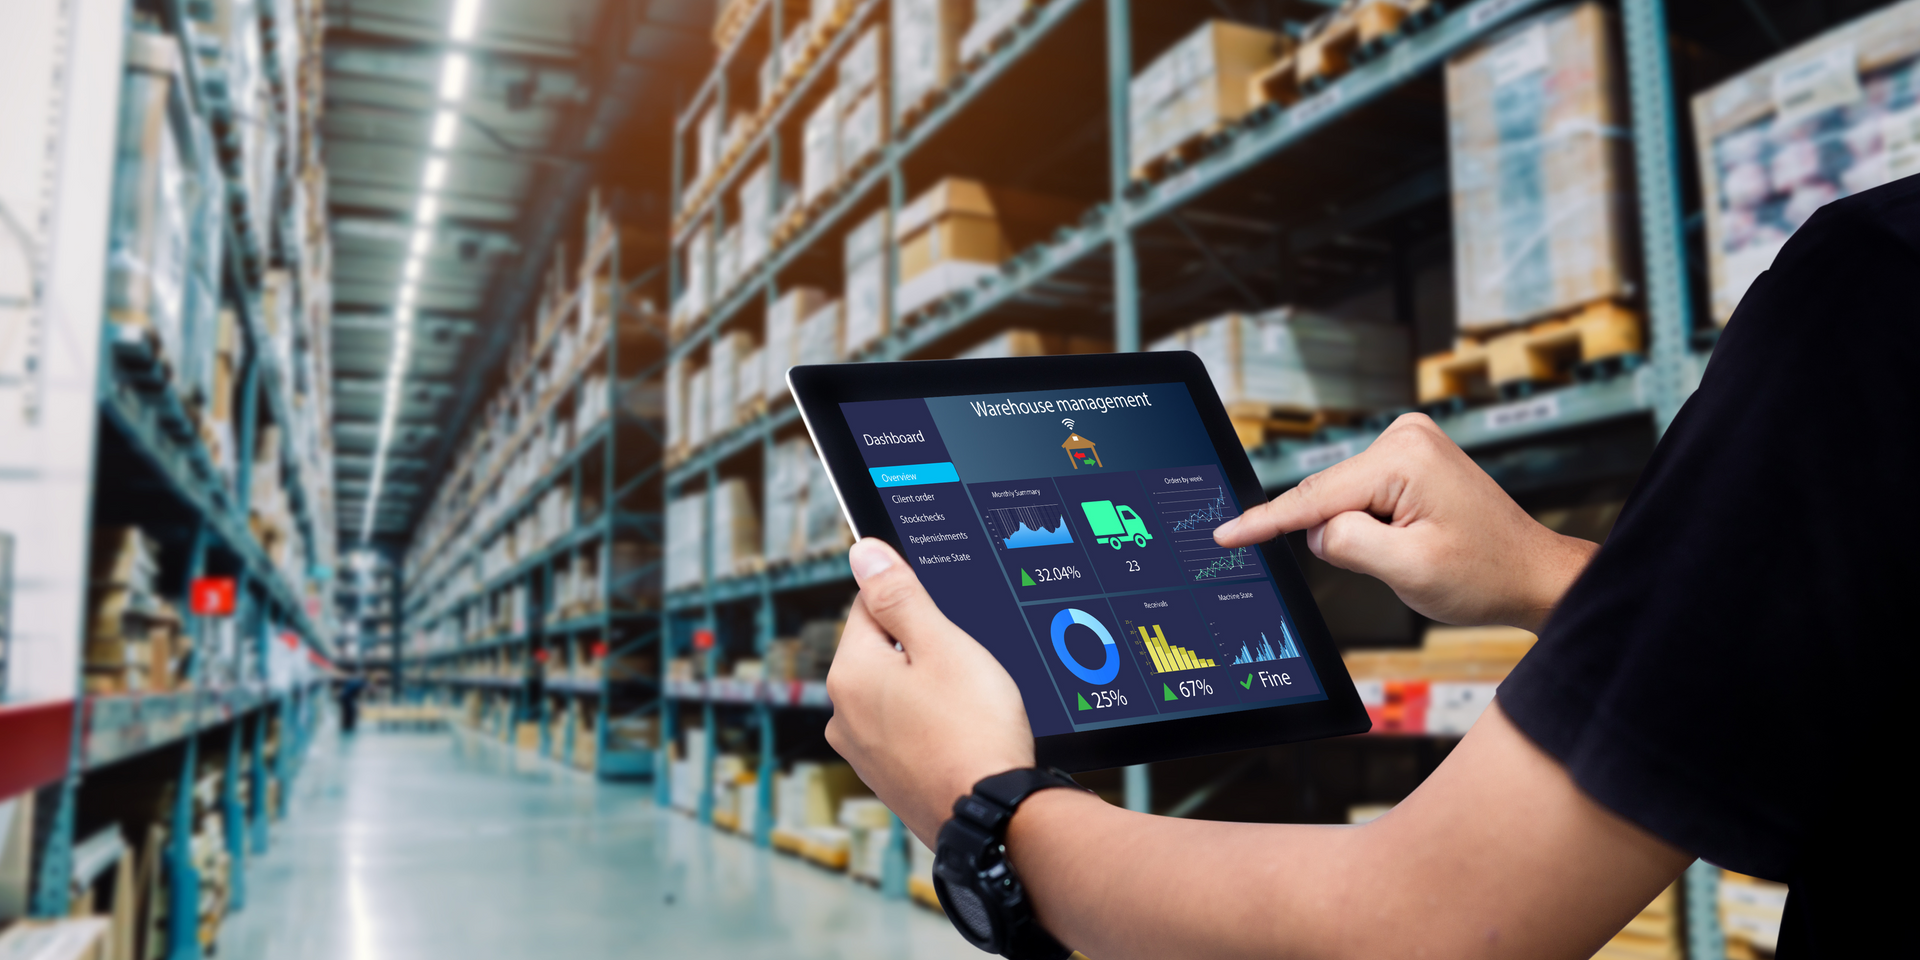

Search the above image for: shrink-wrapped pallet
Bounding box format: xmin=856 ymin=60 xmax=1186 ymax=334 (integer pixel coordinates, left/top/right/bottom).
xmin=1153 ymin=309 xmax=1411 ymax=412
xmin=711 ymin=477 xmax=762 ymax=578
xmin=763 ymin=438 xmax=814 ymax=564
xmin=766 ymin=287 xmax=830 ymax=399
xmin=1446 ymin=3 xmax=1633 ymax=331
xmin=840 ymin=89 xmax=886 ymax=173
xmin=1692 ymin=0 xmax=1920 ymax=322
xmin=839 ymin=23 xmax=884 ymax=99
xmin=696 ymin=104 xmax=722 ymax=183
xmin=797 ymin=300 xmax=844 ymax=365
xmin=674 ymin=226 xmax=713 ymax=329
xmin=108 ymin=30 xmax=191 ymax=369
xmin=1129 ymin=21 xmax=1286 ymax=174
xmin=686 ymin=366 xmax=711 ymax=449
xmin=715 ymin=223 xmax=744 ymax=296
xmin=707 ymin=329 xmax=755 ymax=437
xmin=892 ymin=0 xmax=969 ymax=119
xmin=802 ymin=91 xmax=841 ymax=205
xmin=844 ymin=210 xmax=890 ymax=354
xmin=666 ymin=491 xmax=706 ymax=591
xmin=963 ymin=0 xmax=1031 ymax=63
xmin=736 ymin=345 xmax=764 ymax=421
xmin=738 ymin=163 xmax=776 ymax=272
xmin=803 ymin=452 xmax=853 ymax=555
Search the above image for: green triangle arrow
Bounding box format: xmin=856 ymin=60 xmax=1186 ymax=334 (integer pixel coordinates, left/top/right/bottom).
xmin=1020 ymin=569 xmax=1037 ymax=587
xmin=1163 ymin=683 xmax=1177 ymax=702
xmin=1076 ymin=693 xmax=1092 ymax=711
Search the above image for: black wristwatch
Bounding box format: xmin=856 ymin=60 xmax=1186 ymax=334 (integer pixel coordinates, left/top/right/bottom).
xmin=933 ymin=768 xmax=1086 ymax=959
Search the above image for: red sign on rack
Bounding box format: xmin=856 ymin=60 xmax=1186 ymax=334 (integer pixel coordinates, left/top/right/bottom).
xmin=190 ymin=577 xmax=237 ymax=617
xmin=590 ymin=641 xmax=609 ymax=659
xmin=692 ymin=628 xmax=715 ymax=651
xmin=533 ymin=649 xmax=551 ymax=664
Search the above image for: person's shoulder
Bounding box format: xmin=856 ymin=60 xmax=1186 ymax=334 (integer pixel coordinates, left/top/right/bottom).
xmin=1793 ymin=172 xmax=1920 ymax=260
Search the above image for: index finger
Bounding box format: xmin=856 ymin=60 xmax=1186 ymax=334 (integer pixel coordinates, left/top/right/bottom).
xmin=1213 ymin=414 xmax=1437 ymax=547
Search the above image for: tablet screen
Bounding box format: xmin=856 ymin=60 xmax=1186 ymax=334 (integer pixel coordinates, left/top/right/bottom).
xmin=841 ymin=382 xmax=1327 ymax=738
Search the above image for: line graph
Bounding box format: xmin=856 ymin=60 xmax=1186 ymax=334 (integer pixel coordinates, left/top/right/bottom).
xmin=986 ymin=503 xmax=1075 ymax=550
xmin=1228 ymin=625 xmax=1301 ymax=664
xmin=1147 ymin=472 xmax=1263 ymax=583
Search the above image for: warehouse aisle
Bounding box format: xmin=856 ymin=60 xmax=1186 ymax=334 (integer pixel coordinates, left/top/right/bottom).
xmin=218 ymin=726 xmax=977 ymax=960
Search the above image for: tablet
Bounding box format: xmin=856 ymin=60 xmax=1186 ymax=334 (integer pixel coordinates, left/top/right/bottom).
xmin=789 ymin=352 xmax=1370 ymax=771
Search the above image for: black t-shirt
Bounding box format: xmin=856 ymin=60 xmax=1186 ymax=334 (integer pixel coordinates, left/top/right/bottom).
xmin=1499 ymin=174 xmax=1920 ymax=957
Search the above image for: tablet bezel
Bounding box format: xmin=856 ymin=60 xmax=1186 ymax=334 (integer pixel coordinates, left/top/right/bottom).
xmin=788 ymin=352 xmax=1371 ymax=772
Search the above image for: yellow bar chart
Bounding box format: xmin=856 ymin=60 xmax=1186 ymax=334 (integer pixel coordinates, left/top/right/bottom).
xmin=1136 ymin=625 xmax=1216 ymax=673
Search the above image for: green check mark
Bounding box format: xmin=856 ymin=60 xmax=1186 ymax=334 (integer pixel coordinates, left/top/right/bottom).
xmin=1240 ymin=673 xmax=1254 ymax=689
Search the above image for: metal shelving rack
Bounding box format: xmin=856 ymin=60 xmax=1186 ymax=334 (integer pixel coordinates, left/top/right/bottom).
xmin=0 ymin=0 xmax=334 ymax=950
xmin=398 ymin=202 xmax=667 ymax=778
xmin=653 ymin=0 xmax=1740 ymax=933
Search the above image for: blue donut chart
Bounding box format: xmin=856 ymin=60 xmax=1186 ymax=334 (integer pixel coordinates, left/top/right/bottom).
xmin=1049 ymin=607 xmax=1119 ymax=685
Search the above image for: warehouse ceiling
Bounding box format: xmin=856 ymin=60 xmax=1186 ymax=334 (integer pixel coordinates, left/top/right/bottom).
xmin=321 ymin=0 xmax=709 ymax=551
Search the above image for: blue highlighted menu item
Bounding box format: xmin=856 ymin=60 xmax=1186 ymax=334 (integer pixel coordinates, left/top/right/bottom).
xmin=870 ymin=462 xmax=960 ymax=487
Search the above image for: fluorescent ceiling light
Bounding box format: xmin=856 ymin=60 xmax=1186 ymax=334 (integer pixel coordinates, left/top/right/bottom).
xmin=431 ymin=109 xmax=458 ymax=149
xmin=423 ymin=157 xmax=447 ymax=191
xmin=404 ymin=257 xmax=423 ymax=282
xmin=439 ymin=54 xmax=470 ymax=102
xmin=416 ymin=195 xmax=439 ymax=224
xmin=449 ymin=0 xmax=484 ymax=41
xmin=398 ymin=285 xmax=417 ymax=308
xmin=409 ymin=228 xmax=432 ymax=257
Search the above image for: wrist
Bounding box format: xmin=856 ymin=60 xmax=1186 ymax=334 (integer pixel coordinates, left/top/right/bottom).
xmin=1513 ymin=534 xmax=1599 ymax=632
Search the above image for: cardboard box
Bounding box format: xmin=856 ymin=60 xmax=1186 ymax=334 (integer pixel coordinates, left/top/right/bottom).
xmin=892 ymin=0 xmax=969 ymax=118
xmin=963 ymin=0 xmax=1032 ymax=63
xmin=1447 ymin=3 xmax=1633 ymax=331
xmin=838 ymin=24 xmax=884 ymax=100
xmin=956 ymin=329 xmax=1112 ymax=358
xmin=712 ymin=477 xmax=761 ymax=578
xmin=797 ymin=301 xmax=843 ymax=365
xmin=666 ymin=491 xmax=705 ymax=591
xmin=765 ymin=287 xmax=831 ymax=397
xmin=0 ymin=917 xmax=111 ymax=960
xmin=1692 ymin=0 xmax=1920 ymax=322
xmin=1149 ymin=309 xmax=1411 ymax=412
xmin=707 ymin=329 xmax=755 ymax=436
xmin=1130 ymin=20 xmax=1287 ymax=171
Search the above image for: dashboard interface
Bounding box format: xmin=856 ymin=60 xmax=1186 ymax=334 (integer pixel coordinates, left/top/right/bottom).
xmin=840 ymin=383 xmax=1326 ymax=737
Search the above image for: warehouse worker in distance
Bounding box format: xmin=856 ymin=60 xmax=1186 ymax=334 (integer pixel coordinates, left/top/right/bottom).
xmin=822 ymin=178 xmax=1919 ymax=957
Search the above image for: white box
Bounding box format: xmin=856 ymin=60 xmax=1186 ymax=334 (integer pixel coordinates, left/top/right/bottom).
xmin=802 ymin=91 xmax=841 ymax=205
xmin=840 ymin=89 xmax=885 ymax=172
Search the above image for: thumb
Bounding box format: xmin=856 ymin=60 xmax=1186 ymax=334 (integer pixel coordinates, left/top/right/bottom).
xmin=848 ymin=538 xmax=951 ymax=650
xmin=1308 ymin=511 xmax=1417 ymax=583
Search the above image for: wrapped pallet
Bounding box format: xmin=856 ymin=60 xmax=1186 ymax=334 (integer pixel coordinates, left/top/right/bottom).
xmin=665 ymin=357 xmax=687 ymax=454
xmin=963 ymin=0 xmax=1030 ymax=63
xmin=738 ymin=163 xmax=777 ymax=272
xmin=1446 ymin=3 xmax=1633 ymax=332
xmin=843 ymin=210 xmax=890 ymax=355
xmin=686 ymin=366 xmax=711 ymax=449
xmin=802 ymin=91 xmax=841 ymax=205
xmin=1692 ymin=0 xmax=1920 ymax=322
xmin=695 ymin=104 xmax=722 ymax=184
xmin=1152 ymin=309 xmax=1411 ymax=412
xmin=840 ymin=797 xmax=897 ymax=883
xmin=674 ymin=226 xmax=713 ymax=330
xmin=840 ymin=23 xmax=884 ymax=99
xmin=736 ymin=345 xmax=765 ymax=421
xmin=665 ymin=491 xmax=706 ymax=591
xmin=1128 ymin=21 xmax=1286 ymax=175
xmin=707 ymin=329 xmax=755 ymax=437
xmin=798 ymin=299 xmax=844 ymax=364
xmin=715 ymin=223 xmax=744 ymax=297
xmin=711 ymin=477 xmax=762 ymax=578
xmin=108 ymin=30 xmax=191 ymax=369
xmin=892 ymin=0 xmax=969 ymax=120
xmin=803 ymin=452 xmax=853 ymax=556
xmin=840 ymin=87 xmax=886 ymax=175
xmin=765 ymin=287 xmax=830 ymax=400
xmin=763 ymin=437 xmax=814 ymax=565
xmin=893 ymin=179 xmax=1080 ymax=317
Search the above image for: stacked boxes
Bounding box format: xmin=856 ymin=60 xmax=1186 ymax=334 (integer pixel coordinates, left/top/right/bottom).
xmin=665 ymin=492 xmax=706 ymax=592
xmin=1343 ymin=626 xmax=1536 ymax=735
xmin=803 ymin=91 xmax=843 ymax=206
xmin=108 ymin=30 xmax=192 ymax=374
xmin=771 ymin=760 xmax=871 ymax=868
xmin=962 ymin=0 xmax=1031 ymax=63
xmin=892 ymin=178 xmax=1080 ymax=318
xmin=839 ymin=798 xmax=897 ymax=883
xmin=711 ymin=477 xmax=763 ymax=578
xmin=763 ymin=438 xmax=853 ymax=566
xmin=1446 ymin=3 xmax=1633 ymax=332
xmin=84 ymin=527 xmax=184 ymax=694
xmin=1720 ymin=871 xmax=1788 ymax=958
xmin=956 ymin=328 xmax=1111 ymax=359
xmin=1129 ymin=21 xmax=1288 ymax=176
xmin=764 ymin=287 xmax=831 ymax=402
xmin=891 ymin=0 xmax=969 ymax=119
xmin=1149 ymin=309 xmax=1412 ymax=417
xmin=1692 ymin=0 xmax=1920 ymax=322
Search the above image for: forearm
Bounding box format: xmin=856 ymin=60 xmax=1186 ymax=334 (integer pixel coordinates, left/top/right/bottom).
xmin=1001 ymin=707 xmax=1688 ymax=960
xmin=1510 ymin=533 xmax=1601 ymax=633
xmin=1006 ymin=790 xmax=1354 ymax=960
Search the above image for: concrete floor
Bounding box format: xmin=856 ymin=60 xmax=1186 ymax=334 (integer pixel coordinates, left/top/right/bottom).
xmin=218 ymin=724 xmax=979 ymax=960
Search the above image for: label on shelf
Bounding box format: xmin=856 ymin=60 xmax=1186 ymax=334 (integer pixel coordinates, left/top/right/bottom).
xmin=1293 ymin=440 xmax=1357 ymax=474
xmin=1481 ymin=394 xmax=1560 ymax=431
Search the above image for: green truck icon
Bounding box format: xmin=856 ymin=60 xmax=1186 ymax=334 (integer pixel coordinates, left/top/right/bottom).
xmin=1080 ymin=500 xmax=1152 ymax=549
